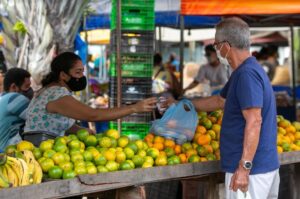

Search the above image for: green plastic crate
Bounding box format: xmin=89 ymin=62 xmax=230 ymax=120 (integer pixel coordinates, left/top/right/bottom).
xmin=109 ymin=122 xmax=150 ymax=140
xmin=111 ymin=4 xmax=155 ymax=30
xmin=112 ymin=0 xmax=155 ymax=7
xmin=109 ymin=53 xmax=153 ymax=78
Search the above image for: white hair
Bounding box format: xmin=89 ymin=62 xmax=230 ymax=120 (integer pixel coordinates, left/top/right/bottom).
xmin=215 ymin=17 xmax=250 ymax=50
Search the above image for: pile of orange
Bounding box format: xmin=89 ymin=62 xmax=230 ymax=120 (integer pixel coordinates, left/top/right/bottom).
xmin=277 ymin=116 xmax=300 ymax=153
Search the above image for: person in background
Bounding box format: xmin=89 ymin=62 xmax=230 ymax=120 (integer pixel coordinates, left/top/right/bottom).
xmin=24 ymin=52 xmax=157 ymax=137
xmin=167 ymin=53 xmax=180 ymax=72
xmin=183 ymin=44 xmax=228 ymax=94
xmin=0 ymin=72 xmax=4 ymax=93
xmin=258 ymin=45 xmax=279 ymax=81
xmin=0 ymin=68 xmax=33 ymax=150
xmin=153 ymin=53 xmax=182 ymax=100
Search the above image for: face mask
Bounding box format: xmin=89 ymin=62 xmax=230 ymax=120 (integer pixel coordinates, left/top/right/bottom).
xmin=65 ymin=75 xmax=87 ymax=91
xmin=21 ymin=87 xmax=34 ymax=100
xmin=216 ymin=44 xmax=230 ymax=66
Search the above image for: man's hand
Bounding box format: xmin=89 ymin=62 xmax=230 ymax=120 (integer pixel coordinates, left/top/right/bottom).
xmin=230 ymin=166 xmax=250 ymax=193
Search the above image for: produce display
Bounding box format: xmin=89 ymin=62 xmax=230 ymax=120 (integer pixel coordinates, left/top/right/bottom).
xmin=0 ymin=110 xmax=299 ymax=187
xmin=0 ymin=141 xmax=42 ymax=188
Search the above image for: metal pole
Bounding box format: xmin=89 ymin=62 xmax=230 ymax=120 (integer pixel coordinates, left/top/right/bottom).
xmin=290 ymin=25 xmax=297 ymax=120
xmin=83 ymin=16 xmax=90 ymax=103
xmin=116 ymin=0 xmax=122 ymax=133
xmin=158 ymin=26 xmax=162 ymax=53
xmin=179 ymin=15 xmax=184 ymax=91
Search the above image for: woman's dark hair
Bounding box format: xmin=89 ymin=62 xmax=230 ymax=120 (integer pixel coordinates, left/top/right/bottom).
xmin=154 ymin=53 xmax=163 ymax=66
xmin=42 ymin=52 xmax=82 ymax=87
xmin=3 ymin=68 xmax=31 ymax=91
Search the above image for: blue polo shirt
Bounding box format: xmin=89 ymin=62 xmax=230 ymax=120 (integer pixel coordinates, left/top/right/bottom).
xmin=220 ymin=56 xmax=279 ymax=174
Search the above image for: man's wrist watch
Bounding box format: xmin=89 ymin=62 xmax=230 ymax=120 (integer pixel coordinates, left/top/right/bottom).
xmin=240 ymin=160 xmax=253 ymax=170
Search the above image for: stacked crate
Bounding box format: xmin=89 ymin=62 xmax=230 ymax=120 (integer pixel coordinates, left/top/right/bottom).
xmin=109 ymin=0 xmax=155 ymax=140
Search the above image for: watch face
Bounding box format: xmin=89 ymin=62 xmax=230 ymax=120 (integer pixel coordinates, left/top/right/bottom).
xmin=245 ymin=162 xmax=252 ymax=169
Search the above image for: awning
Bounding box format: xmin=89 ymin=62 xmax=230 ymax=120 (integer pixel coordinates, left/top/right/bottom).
xmin=181 ymin=0 xmax=300 ymax=15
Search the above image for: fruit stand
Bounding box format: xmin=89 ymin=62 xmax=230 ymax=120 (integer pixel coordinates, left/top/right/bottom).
xmin=0 ymin=152 xmax=299 ymax=199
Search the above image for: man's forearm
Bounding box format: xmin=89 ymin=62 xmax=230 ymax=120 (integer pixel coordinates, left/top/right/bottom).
xmin=191 ymin=95 xmax=225 ymax=112
xmin=241 ymin=118 xmax=262 ymax=162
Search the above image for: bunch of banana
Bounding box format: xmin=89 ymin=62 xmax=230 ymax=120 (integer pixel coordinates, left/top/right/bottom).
xmin=21 ymin=150 xmax=42 ymax=184
xmin=0 ymin=155 xmax=30 ymax=187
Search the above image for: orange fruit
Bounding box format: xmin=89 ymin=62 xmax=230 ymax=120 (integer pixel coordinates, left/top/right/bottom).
xmin=193 ymin=133 xmax=201 ymax=142
xmin=164 ymin=139 xmax=175 ymax=149
xmin=154 ymin=136 xmax=165 ymax=144
xmin=212 ymin=124 xmax=221 ymax=134
xmin=211 ymin=141 xmax=219 ymax=151
xmin=278 ymin=120 xmax=291 ymax=128
xmin=286 ymin=125 xmax=296 ymax=134
xmin=196 ymin=126 xmax=207 ymax=134
xmin=174 ymin=145 xmax=182 ymax=155
xmin=155 ymin=155 xmax=167 ymax=166
xmin=207 ymin=130 xmax=216 ymax=140
xmin=277 ymin=127 xmax=286 ymax=135
xmin=200 ymin=157 xmax=208 ymax=162
xmin=153 ymin=142 xmax=164 ymax=151
xmin=178 ymin=153 xmax=187 ymax=163
xmin=277 ymin=146 xmax=283 ymax=153
xmin=201 ymin=118 xmax=212 ymax=130
xmin=146 ymin=141 xmax=153 ymax=148
xmin=182 ymin=142 xmax=193 ymax=153
xmin=208 ymin=116 xmax=217 ymax=124
xmin=17 ymin=141 xmax=34 ymax=151
xmin=185 ymin=149 xmax=197 ymax=158
xmin=217 ymin=118 xmax=222 ymax=125
xmin=144 ymin=133 xmax=154 ymax=143
xmin=287 ymin=133 xmax=295 ymax=143
xmin=203 ymin=144 xmax=214 ymax=154
xmin=295 ymin=132 xmax=300 ymax=140
xmin=197 ymin=134 xmax=211 ymax=145
xmin=159 ymin=151 xmax=167 ymax=157
xmin=214 ymin=150 xmax=221 ymax=160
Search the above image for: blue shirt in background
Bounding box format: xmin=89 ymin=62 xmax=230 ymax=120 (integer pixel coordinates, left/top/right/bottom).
xmin=220 ymin=56 xmax=279 ymax=175
xmin=0 ymin=92 xmax=29 ymax=150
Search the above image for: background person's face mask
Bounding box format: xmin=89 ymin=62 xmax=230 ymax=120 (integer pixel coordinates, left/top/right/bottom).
xmin=21 ymin=87 xmax=34 ymax=100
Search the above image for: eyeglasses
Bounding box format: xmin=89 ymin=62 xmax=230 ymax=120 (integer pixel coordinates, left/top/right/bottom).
xmin=213 ymin=41 xmax=231 ymax=50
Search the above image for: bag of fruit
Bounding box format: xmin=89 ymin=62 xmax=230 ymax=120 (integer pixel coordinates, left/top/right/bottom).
xmin=150 ymin=99 xmax=198 ymax=144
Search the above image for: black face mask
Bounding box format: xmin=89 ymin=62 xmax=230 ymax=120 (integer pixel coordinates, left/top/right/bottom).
xmin=65 ymin=75 xmax=87 ymax=91
xmin=21 ymin=87 xmax=34 ymax=100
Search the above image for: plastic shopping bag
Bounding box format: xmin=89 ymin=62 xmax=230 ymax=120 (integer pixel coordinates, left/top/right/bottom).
xmin=150 ymin=99 xmax=198 ymax=144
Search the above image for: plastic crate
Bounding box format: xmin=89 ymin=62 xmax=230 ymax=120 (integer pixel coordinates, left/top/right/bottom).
xmin=111 ymin=30 xmax=154 ymax=53
xmin=109 ymin=84 xmax=152 ymax=99
xmin=109 ymin=94 xmax=152 ymax=107
xmin=111 ymin=6 xmax=155 ymax=30
xmin=109 ymin=77 xmax=152 ymax=85
xmin=112 ymin=0 xmax=155 ymax=7
xmin=109 ymin=53 xmax=153 ymax=78
xmin=109 ymin=122 xmax=150 ymax=140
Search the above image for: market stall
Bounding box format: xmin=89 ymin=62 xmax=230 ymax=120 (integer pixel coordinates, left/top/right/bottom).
xmin=0 ymin=152 xmax=299 ymax=199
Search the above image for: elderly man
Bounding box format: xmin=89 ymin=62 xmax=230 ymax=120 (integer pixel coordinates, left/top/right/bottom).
xmin=161 ymin=17 xmax=279 ymax=198
xmin=186 ymin=18 xmax=279 ymax=198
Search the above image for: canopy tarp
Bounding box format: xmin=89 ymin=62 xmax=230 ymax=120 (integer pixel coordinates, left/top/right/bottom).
xmin=181 ymin=0 xmax=300 ymax=15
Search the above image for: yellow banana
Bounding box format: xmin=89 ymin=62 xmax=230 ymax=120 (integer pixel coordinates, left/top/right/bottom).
xmin=21 ymin=150 xmax=35 ymax=182
xmin=17 ymin=158 xmax=30 ymax=186
xmin=5 ymin=164 xmax=19 ymax=187
xmin=0 ymin=171 xmax=10 ymax=188
xmin=0 ymin=166 xmax=8 ymax=180
xmin=32 ymin=160 xmax=43 ymax=184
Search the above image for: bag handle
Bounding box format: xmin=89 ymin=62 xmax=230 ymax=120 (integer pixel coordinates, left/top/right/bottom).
xmin=179 ymin=99 xmax=196 ymax=113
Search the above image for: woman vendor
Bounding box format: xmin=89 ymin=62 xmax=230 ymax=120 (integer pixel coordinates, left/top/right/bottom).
xmin=24 ymin=52 xmax=156 ymax=136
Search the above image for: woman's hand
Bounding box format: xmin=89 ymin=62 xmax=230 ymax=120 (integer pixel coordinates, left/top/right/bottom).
xmin=132 ymin=97 xmax=157 ymax=113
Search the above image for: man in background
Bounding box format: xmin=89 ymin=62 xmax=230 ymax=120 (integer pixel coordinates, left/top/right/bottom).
xmin=183 ymin=44 xmax=228 ymax=94
xmin=0 ymin=68 xmax=33 ymax=150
